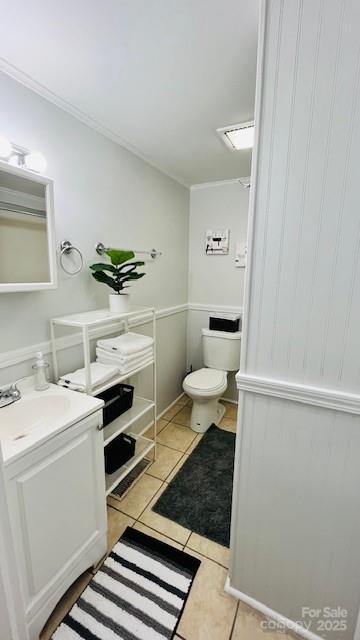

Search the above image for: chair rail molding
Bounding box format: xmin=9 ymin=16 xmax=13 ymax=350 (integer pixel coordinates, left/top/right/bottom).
xmin=0 ymin=302 xmax=244 ymax=372
xmin=0 ymin=303 xmax=188 ymax=371
xmin=236 ymin=372 xmax=360 ymax=415
xmin=188 ymin=302 xmax=243 ymax=314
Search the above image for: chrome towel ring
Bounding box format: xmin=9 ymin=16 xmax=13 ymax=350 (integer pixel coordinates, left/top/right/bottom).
xmin=59 ymin=240 xmax=83 ymax=275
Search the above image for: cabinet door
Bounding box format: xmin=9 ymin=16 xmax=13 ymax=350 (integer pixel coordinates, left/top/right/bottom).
xmin=11 ymin=422 xmax=105 ymax=599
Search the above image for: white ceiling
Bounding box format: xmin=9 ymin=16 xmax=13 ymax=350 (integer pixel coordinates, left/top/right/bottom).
xmin=0 ymin=1 xmax=258 ymax=187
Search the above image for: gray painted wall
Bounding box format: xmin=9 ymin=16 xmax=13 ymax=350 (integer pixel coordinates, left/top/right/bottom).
xmin=0 ymin=72 xmax=189 ymax=411
xmin=186 ymin=182 xmax=249 ymax=399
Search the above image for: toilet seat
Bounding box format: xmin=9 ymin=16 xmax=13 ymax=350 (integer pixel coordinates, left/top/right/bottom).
xmin=183 ymin=368 xmax=227 ymax=395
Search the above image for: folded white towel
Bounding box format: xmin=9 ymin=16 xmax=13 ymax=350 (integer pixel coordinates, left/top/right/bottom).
xmin=59 ymin=362 xmax=119 ymax=390
xmin=96 ymin=353 xmax=153 ymax=374
xmin=96 ymin=345 xmax=153 ymax=365
xmin=97 ymin=332 xmax=154 ymax=356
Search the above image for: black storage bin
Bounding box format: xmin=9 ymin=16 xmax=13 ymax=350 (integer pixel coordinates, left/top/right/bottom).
xmin=104 ymin=433 xmax=136 ymax=474
xmin=96 ymin=383 xmax=134 ymax=427
xmin=209 ymin=313 xmax=241 ymax=333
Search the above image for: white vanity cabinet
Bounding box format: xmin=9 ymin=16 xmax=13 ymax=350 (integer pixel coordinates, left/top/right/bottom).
xmin=4 ymin=408 xmax=107 ymax=640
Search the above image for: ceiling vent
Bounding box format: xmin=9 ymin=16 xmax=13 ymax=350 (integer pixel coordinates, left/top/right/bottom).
xmin=217 ymin=121 xmax=255 ymax=151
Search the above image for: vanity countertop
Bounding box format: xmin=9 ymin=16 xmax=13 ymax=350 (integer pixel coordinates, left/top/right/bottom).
xmin=0 ymin=382 xmax=103 ymax=464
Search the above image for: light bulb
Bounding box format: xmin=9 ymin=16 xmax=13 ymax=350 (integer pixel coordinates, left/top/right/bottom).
xmin=0 ymin=135 xmax=12 ymax=159
xmin=25 ymin=151 xmax=47 ymax=173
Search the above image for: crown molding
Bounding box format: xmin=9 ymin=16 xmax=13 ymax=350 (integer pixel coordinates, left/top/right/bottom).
xmin=0 ymin=57 xmax=189 ymax=189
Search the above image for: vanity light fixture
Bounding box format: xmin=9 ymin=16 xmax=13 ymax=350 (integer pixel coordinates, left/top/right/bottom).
xmin=24 ymin=151 xmax=47 ymax=173
xmin=0 ymin=134 xmax=47 ymax=173
xmin=217 ymin=120 xmax=255 ymax=151
xmin=0 ymin=135 xmax=12 ymax=159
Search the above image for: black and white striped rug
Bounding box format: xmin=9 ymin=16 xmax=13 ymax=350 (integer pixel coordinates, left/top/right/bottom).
xmin=52 ymin=527 xmax=200 ymax=640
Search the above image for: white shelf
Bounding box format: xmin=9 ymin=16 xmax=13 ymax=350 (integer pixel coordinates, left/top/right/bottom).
xmin=90 ymin=359 xmax=154 ymax=396
xmin=50 ymin=305 xmax=157 ymax=497
xmin=51 ymin=306 xmax=154 ymax=327
xmin=105 ymin=436 xmax=155 ymax=496
xmin=103 ymin=397 xmax=155 ymax=447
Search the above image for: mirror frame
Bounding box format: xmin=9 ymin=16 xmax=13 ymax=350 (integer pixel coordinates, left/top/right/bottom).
xmin=0 ymin=159 xmax=57 ymax=293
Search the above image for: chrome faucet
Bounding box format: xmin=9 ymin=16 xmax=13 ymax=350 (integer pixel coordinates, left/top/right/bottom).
xmin=0 ymin=381 xmax=22 ymax=409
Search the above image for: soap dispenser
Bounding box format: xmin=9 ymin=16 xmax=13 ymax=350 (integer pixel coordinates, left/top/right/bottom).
xmin=32 ymin=351 xmax=50 ymax=391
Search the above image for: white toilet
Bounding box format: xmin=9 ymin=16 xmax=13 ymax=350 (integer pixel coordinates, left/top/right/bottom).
xmin=183 ymin=328 xmax=241 ymax=433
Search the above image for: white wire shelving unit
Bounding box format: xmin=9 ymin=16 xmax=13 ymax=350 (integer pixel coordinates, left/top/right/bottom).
xmin=50 ymin=306 xmax=157 ymax=496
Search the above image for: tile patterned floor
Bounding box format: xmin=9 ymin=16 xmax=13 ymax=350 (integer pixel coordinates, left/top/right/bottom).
xmin=40 ymin=397 xmax=293 ymax=640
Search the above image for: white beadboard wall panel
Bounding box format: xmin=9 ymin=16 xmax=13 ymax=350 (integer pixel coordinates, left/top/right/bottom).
xmin=231 ymin=394 xmax=360 ymax=640
xmin=230 ymin=1 xmax=360 ymax=638
xmin=246 ymin=0 xmax=360 ymax=394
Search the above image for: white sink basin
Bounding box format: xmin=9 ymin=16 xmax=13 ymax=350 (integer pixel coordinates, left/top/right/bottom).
xmin=1 ymin=394 xmax=72 ymax=441
xmin=0 ymin=382 xmax=103 ymax=463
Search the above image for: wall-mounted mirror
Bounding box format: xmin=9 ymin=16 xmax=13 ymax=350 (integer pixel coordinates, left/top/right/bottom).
xmin=0 ymin=160 xmax=56 ymax=292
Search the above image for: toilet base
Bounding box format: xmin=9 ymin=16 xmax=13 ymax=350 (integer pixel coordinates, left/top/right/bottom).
xmin=190 ymin=398 xmax=226 ymax=433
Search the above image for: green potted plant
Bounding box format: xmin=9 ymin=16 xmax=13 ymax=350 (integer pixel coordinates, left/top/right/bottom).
xmin=90 ymin=248 xmax=145 ymax=312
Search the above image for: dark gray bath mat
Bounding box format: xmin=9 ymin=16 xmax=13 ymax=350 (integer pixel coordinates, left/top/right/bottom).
xmin=52 ymin=526 xmax=200 ymax=640
xmin=153 ymin=425 xmax=235 ymax=547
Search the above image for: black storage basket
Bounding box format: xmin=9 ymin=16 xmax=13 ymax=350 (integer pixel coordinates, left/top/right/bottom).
xmin=209 ymin=315 xmax=241 ymax=333
xmin=104 ymin=433 xmax=136 ymax=474
xmin=96 ymin=383 xmax=134 ymax=427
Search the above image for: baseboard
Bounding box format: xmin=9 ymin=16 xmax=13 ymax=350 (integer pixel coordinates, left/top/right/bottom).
xmin=224 ymin=577 xmax=323 ymax=640
xmin=157 ymin=392 xmax=185 ymax=419
xmin=220 ymin=397 xmax=238 ymax=405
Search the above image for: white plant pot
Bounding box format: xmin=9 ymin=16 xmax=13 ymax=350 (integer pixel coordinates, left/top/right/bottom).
xmin=109 ymin=293 xmax=130 ymax=313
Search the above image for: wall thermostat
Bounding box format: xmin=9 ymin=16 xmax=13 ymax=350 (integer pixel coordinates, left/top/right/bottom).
xmin=205 ymin=228 xmax=230 ymax=255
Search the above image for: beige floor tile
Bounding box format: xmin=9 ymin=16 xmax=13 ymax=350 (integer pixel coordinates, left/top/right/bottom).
xmin=222 ymin=401 xmax=238 ymax=420
xmin=40 ymin=571 xmax=92 ymax=639
xmin=187 ymin=532 xmax=230 ymax=568
xmin=186 ymin=432 xmax=202 ymax=454
xmin=157 ymin=422 xmax=196 ymax=452
xmin=219 ymin=417 xmax=237 ymax=433
xmin=146 ymin=443 xmax=183 ymax=480
xmin=106 ymin=506 xmax=135 ymax=551
xmin=132 ymin=521 xmax=183 ymax=549
xmin=177 ymin=549 xmax=237 ymax=640
xmin=232 ymin=602 xmax=296 ymax=640
xmin=157 ymin=418 xmax=169 ymax=433
xmin=108 ymin=474 xmax=162 ymax=519
xmin=161 ymin=403 xmax=184 ymax=421
xmin=166 ymin=453 xmax=189 ymax=482
xmin=139 ymin=483 xmax=191 ymax=544
xmin=171 ymin=405 xmax=192 ymax=427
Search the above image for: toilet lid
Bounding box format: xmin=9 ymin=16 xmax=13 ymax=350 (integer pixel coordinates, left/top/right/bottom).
xmin=185 ymin=368 xmax=227 ymax=392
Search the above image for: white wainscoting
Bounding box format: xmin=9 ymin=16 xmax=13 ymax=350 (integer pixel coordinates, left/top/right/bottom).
xmin=0 ymin=304 xmax=187 ymax=371
xmin=0 ymin=304 xmax=188 ymax=414
xmin=230 ymin=1 xmax=360 ymax=638
xmin=0 ymin=302 xmax=242 ymax=407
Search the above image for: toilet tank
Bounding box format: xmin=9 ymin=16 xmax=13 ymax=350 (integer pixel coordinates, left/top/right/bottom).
xmin=202 ymin=328 xmax=241 ymax=371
